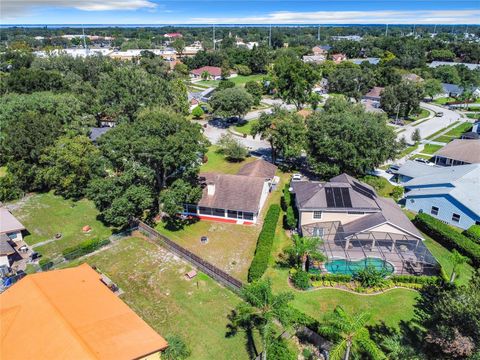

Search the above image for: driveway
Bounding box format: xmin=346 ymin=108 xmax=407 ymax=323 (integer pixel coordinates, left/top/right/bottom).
xmin=397 ymin=102 xmax=461 ymax=143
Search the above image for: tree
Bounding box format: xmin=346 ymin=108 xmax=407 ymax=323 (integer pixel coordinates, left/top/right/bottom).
xmin=159 ymin=179 xmax=202 ymax=218
xmin=423 ymin=78 xmax=443 ymax=100
xmin=163 ymin=335 xmax=191 ymax=360
xmin=429 ymin=49 xmax=455 ymax=61
xmin=308 ymin=92 xmax=322 ymax=110
xmin=320 ymin=306 xmax=385 ymax=360
xmin=234 ymin=64 xmax=252 ymax=76
xmin=139 ymin=52 xmax=170 ymax=77
xmin=249 ymin=46 xmax=271 ymax=74
xmin=217 ymin=133 xmax=248 ymax=162
xmin=411 ymin=128 xmax=421 ymax=143
xmin=229 ymin=279 xmax=294 ymax=360
xmin=171 ymin=38 xmax=185 ymax=57
xmin=217 ymin=79 xmax=235 ymax=91
xmin=201 ymin=70 xmax=210 ymax=80
xmin=39 ymin=135 xmax=104 ymax=199
xmin=287 ymin=235 xmax=324 ymax=272
xmin=191 ymin=105 xmax=204 ymax=119
xmin=380 ymin=82 xmax=424 ymax=118
xmin=252 ymin=107 xmax=306 ymax=164
xmin=306 ymin=97 xmax=398 ymax=178
xmin=328 ymin=62 xmax=375 ymax=101
xmin=271 ymin=55 xmax=320 ymax=109
xmin=210 ymin=88 xmax=253 ymax=119
xmin=434 ymin=65 xmax=461 ymax=85
xmin=245 ymin=81 xmax=263 ymax=106
xmin=449 ymin=249 xmax=468 ymax=283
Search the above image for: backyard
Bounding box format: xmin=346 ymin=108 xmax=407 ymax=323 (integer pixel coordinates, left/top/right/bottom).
xmin=10 ymin=192 xmax=112 ymax=259
xmin=69 ymin=236 xmax=257 ymax=360
xmin=196 ymin=74 xmax=265 ymax=88
xmin=201 ymin=146 xmax=257 ymax=174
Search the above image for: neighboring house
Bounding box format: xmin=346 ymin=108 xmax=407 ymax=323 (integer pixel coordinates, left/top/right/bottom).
xmin=182 ymin=159 xmax=277 ymax=224
xmin=188 ymin=87 xmax=215 ymax=109
xmin=331 ymin=35 xmax=362 ymax=41
xmin=312 ymin=45 xmax=331 ymax=56
xmin=303 ymin=55 xmax=326 ymax=64
xmin=361 ymin=99 xmax=385 ymax=114
xmin=291 ymin=174 xmax=435 ymax=274
xmin=441 ymin=83 xmax=464 ymax=98
xmin=393 ymin=160 xmax=439 ymax=184
xmin=0 ymin=264 xmax=168 ymax=360
xmin=0 ymin=234 xmax=16 ymax=268
xmin=313 ymin=78 xmax=329 ymax=94
xmin=404 ymin=164 xmax=480 ymax=229
xmin=472 ymin=120 xmax=480 ymax=134
xmin=89 ymin=127 xmax=112 ymax=143
xmin=363 ymin=87 xmax=384 ymax=101
xmin=331 ymin=53 xmax=347 ymax=64
xmin=0 ymin=208 xmax=25 ymax=243
xmin=109 ymin=49 xmax=176 ymax=62
xmin=164 ymin=32 xmax=183 ymax=38
xmin=402 ymin=73 xmax=424 ymax=83
xmin=190 ymin=66 xmax=237 ymax=80
xmin=99 ymin=117 xmax=116 ymax=127
xmin=429 ymin=61 xmax=480 ymax=71
xmin=33 ymin=48 xmax=113 ymax=58
xmin=432 ymin=139 xmax=480 ymax=166
xmin=350 ymin=57 xmax=380 ymax=65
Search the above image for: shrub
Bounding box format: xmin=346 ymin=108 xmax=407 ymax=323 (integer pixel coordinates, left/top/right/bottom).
xmin=62 ymin=238 xmax=111 ymax=260
xmin=281 ymin=184 xmax=291 ymax=211
xmin=39 ymin=257 xmax=53 ymax=271
xmin=354 ymin=265 xmax=388 ymax=288
xmin=217 ymin=79 xmax=235 ymax=91
xmin=234 ymin=64 xmax=252 ymax=76
xmin=463 ymin=225 xmax=480 ymax=244
xmin=309 ymin=273 xmax=353 ymax=282
xmin=391 ymin=186 xmax=404 ymax=201
xmin=285 ymin=206 xmax=296 ymax=230
xmin=390 ymin=274 xmax=438 ymax=285
xmin=191 ymin=105 xmax=204 ymax=119
xmin=248 ymin=205 xmax=281 ymax=282
xmin=414 ymin=213 xmax=480 ymax=267
xmin=163 ymin=334 xmax=191 ymax=360
xmin=291 ymin=270 xmax=310 ymax=290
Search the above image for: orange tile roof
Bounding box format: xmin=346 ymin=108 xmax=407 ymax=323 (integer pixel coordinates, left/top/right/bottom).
xmin=0 ymin=264 xmax=168 ymax=360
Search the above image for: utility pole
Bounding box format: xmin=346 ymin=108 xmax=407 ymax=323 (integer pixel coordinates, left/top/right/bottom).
xmin=385 ymin=24 xmax=388 ymax=37
xmin=413 ymin=24 xmax=416 ymax=37
xmin=317 ymin=25 xmax=321 ymax=41
xmin=82 ymin=25 xmax=88 ymax=56
xmin=269 ymin=24 xmax=272 ymax=47
xmin=213 ymin=24 xmax=216 ymax=50
xmin=433 ymin=24 xmax=437 ymax=35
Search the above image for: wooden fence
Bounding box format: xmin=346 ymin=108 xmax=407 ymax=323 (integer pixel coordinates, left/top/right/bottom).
xmin=136 ymin=221 xmax=244 ymax=292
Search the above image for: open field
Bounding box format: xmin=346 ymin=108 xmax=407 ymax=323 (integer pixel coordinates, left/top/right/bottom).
xmin=70 ymin=237 xmax=256 ymax=360
xmin=201 ymin=146 xmax=257 ymax=174
xmin=10 ymin=192 xmax=112 ymax=259
xmin=197 ymin=74 xmax=265 ymax=88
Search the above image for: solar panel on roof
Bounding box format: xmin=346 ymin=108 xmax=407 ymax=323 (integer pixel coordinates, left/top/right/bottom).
xmin=340 ymin=187 xmax=352 ymax=207
xmin=325 ymin=187 xmax=335 ymax=207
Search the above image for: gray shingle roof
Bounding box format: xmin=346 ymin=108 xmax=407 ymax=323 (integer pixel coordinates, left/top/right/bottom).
xmin=0 ymin=208 xmax=25 ymax=234
xmin=237 ymin=159 xmax=277 ymax=179
xmin=89 ymin=127 xmax=112 ymax=142
xmin=434 ymin=139 xmax=480 ymax=164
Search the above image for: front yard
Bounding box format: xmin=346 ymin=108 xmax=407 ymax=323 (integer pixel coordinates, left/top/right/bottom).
xmin=234 ymin=119 xmax=258 ymax=135
xmin=196 ymin=74 xmax=265 ymax=88
xmin=71 ymin=237 xmax=256 ymax=360
xmin=10 ymin=192 xmax=112 ymax=259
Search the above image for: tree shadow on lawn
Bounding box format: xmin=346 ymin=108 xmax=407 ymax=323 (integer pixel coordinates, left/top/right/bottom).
xmin=225 ymin=309 xmax=259 ymax=359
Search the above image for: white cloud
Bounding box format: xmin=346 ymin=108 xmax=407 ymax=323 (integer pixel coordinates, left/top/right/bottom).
xmin=2 ymin=0 xmax=157 ymax=18
xmin=190 ymin=10 xmax=480 ymax=25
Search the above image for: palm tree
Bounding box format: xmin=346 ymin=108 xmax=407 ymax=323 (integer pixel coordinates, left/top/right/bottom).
xmin=230 ymin=279 xmax=294 ymax=360
xmin=288 ymin=234 xmax=325 ymax=271
xmin=320 ymin=306 xmax=385 ymax=360
xmin=450 ymin=249 xmax=468 ymax=283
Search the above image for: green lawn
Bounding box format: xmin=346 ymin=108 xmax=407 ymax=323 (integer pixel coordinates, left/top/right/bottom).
xmin=411 ymin=154 xmax=433 ymax=160
xmin=422 ymin=144 xmax=444 ymax=155
xmin=433 ymin=135 xmax=454 ymax=143
xmin=197 ymin=74 xmax=265 ymax=88
xmin=433 ymin=97 xmax=456 ymax=105
xmin=408 ymin=108 xmax=430 ymax=121
xmin=10 ymin=192 xmax=112 ymax=259
xmin=360 ymin=175 xmax=397 ymax=198
xmin=234 ymin=119 xmax=258 ymax=135
xmin=201 ymin=146 xmax=257 ymax=174
xmin=443 ymin=122 xmax=472 ymax=137
xmin=465 ymin=113 xmax=479 ymax=119
xmin=398 ymin=143 xmax=419 ymax=158
xmin=72 ymin=237 xmax=256 ymax=360
xmin=426 ymin=121 xmax=460 ymax=140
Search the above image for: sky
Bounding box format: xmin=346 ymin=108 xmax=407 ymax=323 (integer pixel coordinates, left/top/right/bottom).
xmin=1 ymin=0 xmax=480 ymax=25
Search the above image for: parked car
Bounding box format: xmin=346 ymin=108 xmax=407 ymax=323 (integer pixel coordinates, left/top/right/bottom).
xmin=413 ymin=158 xmax=434 ymax=166
xmin=292 ymin=173 xmax=302 ymax=181
xmin=435 ymin=112 xmax=443 ymax=117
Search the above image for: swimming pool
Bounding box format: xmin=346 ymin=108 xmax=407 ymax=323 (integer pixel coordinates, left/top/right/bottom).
xmin=325 ymin=258 xmax=394 ymax=275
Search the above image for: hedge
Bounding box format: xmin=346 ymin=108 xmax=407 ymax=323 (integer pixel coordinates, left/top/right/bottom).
xmin=390 ymin=274 xmax=438 ymax=285
xmin=248 ymin=204 xmax=281 ymax=282
xmin=309 ymin=273 xmax=353 ymax=282
xmin=39 ymin=258 xmax=53 ymax=271
xmin=463 ymin=225 xmax=480 ymax=244
xmin=62 ymin=238 xmax=111 ymax=260
xmin=414 ymin=213 xmax=480 ymax=267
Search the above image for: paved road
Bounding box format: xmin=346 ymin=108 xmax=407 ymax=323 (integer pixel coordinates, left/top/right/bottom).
xmin=397 ymin=102 xmax=461 ymax=143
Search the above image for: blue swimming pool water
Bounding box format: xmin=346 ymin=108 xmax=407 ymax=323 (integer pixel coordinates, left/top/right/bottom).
xmin=325 ymin=258 xmax=394 ymax=275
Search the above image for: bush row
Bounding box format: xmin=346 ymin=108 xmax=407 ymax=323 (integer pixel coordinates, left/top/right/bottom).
xmin=248 ymin=204 xmax=281 ymax=282
xmin=62 ymin=238 xmax=111 ymax=260
xmin=413 ymin=213 xmax=480 ymax=267
xmin=309 ymin=273 xmax=353 ymax=282
xmin=282 ymin=184 xmax=297 ymax=230
xmin=463 ymin=225 xmax=480 ymax=244
xmin=390 ymin=274 xmax=438 ymax=285
xmin=39 ymin=257 xmax=53 ymax=271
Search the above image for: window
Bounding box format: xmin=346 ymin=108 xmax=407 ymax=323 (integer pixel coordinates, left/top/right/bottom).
xmin=212 ymin=208 xmax=225 ymax=217
xmin=452 ymin=213 xmax=461 ymax=223
xmin=198 ymin=207 xmax=212 ymax=215
xmin=431 ymin=206 xmax=439 ymax=216
xmin=227 ymin=210 xmax=238 ymax=219
xmin=313 ymin=227 xmax=324 ymax=237
xmin=348 ymin=211 xmax=365 ymax=215
xmin=243 ymin=212 xmax=254 ymax=221
xmin=313 ymin=211 xmax=322 ymax=219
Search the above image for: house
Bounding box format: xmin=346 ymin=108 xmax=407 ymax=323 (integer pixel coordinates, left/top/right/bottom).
xmin=291 ymin=174 xmax=434 ymax=274
xmin=89 ymin=127 xmax=112 ymax=143
xmin=331 ymin=53 xmax=347 ymax=64
xmin=0 ymin=208 xmax=25 ymax=243
xmin=362 ymin=99 xmax=385 ymax=114
xmin=429 ymin=61 xmax=480 ymax=71
xmin=363 ymin=87 xmax=384 ymax=102
xmin=441 ymin=83 xmax=464 ymax=98
xmin=350 ymin=58 xmax=380 ymax=65
xmin=190 ymin=66 xmax=237 ymax=80
xmin=472 ymin=120 xmax=480 ymax=134
xmin=182 ymin=159 xmax=277 ymax=224
xmin=313 ymin=78 xmax=329 ymax=94
xmin=393 ymin=160 xmax=439 ymax=184
xmin=402 ymin=73 xmax=424 ymax=83
xmin=461 ymin=132 xmax=480 ymax=140
xmin=331 ymin=35 xmax=362 ymax=41
xmin=404 ymin=164 xmax=480 ymax=229
xmin=303 ymin=55 xmax=326 ymax=64
xmin=312 ymin=45 xmax=331 ymax=56
xmin=432 ymin=139 xmax=480 ymax=166
xmin=164 ymin=32 xmax=183 ymax=38
xmin=0 ymin=264 xmax=168 ymax=360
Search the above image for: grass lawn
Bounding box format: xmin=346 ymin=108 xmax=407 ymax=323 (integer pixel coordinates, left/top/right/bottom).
xmin=433 ymin=97 xmax=456 ymax=105
xmin=422 ymin=144 xmax=444 ymax=155
xmin=433 ymin=135 xmax=454 ymax=143
xmin=411 ymin=154 xmax=433 ymax=160
xmin=398 ymin=143 xmax=418 ymax=158
xmin=72 ymin=237 xmax=256 ymax=360
xmin=465 ymin=113 xmax=479 ymax=119
xmin=234 ymin=119 xmax=258 ymax=135
xmin=156 ymin=220 xmax=260 ymax=282
xmin=443 ymin=121 xmax=472 ymax=137
xmin=201 ymin=146 xmax=257 ymax=174
xmin=425 ymin=121 xmax=460 ymax=140
xmin=360 ymin=175 xmax=397 ymax=198
xmin=10 ymin=192 xmax=112 ymax=259
xmin=408 ymin=108 xmax=430 ymax=121
xmin=197 ymin=74 xmax=265 ymax=88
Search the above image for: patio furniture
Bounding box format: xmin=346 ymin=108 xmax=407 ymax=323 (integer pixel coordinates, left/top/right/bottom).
xmin=185 ymin=270 xmax=197 ymax=279
xmin=399 ymin=245 xmax=408 ymax=252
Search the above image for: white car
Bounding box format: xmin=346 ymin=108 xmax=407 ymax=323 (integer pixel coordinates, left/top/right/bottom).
xmin=292 ymin=173 xmax=302 ymax=181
